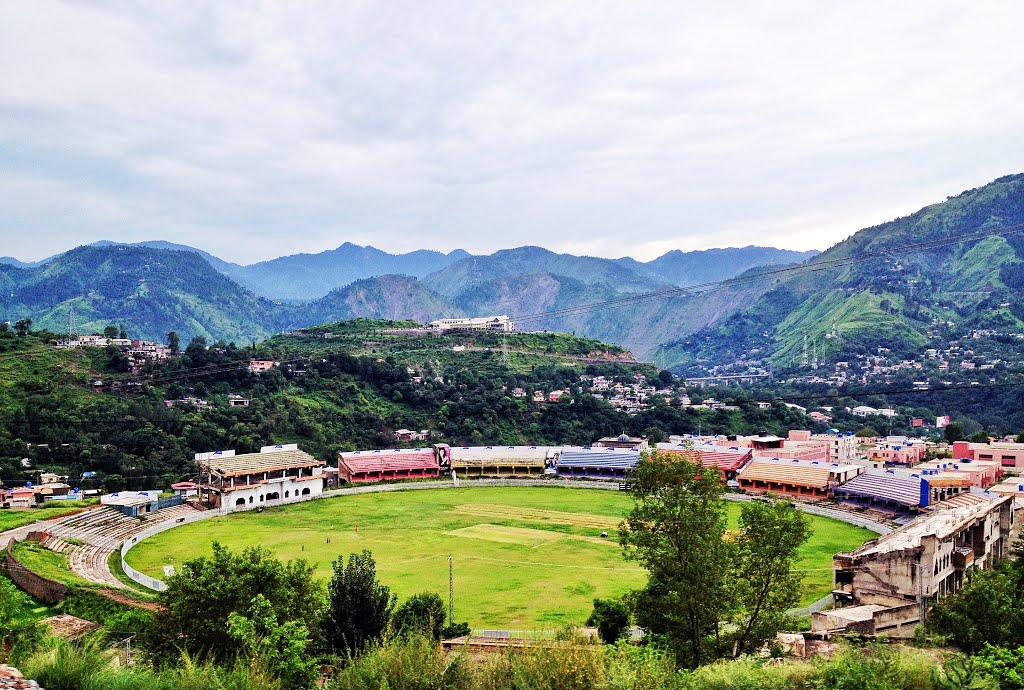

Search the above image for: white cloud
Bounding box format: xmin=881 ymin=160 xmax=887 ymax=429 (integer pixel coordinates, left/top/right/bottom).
xmin=1 ymin=0 xmax=1023 ymax=263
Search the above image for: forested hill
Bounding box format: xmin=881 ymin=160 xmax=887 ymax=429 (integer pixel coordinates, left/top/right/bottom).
xmin=666 ymin=173 xmax=1024 ymax=374
xmin=0 ymin=245 xmax=285 ymax=344
xmin=0 ymin=325 xmax=811 ymax=493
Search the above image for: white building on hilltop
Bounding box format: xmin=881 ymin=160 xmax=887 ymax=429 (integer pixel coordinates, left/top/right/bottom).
xmin=429 ymin=315 xmax=515 ymax=332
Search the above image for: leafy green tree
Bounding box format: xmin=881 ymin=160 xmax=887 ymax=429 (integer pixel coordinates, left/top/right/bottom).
xmin=929 ymin=563 xmax=1024 ymax=653
xmin=166 ymin=331 xmax=180 ymax=355
xmin=14 ymin=318 xmax=31 ymax=336
xmin=586 ymin=597 xmax=630 ymax=643
xmin=227 ymin=594 xmax=319 ymax=687
xmin=732 ymin=497 xmax=811 ymax=656
xmin=855 ymin=426 xmax=880 ymax=437
xmin=323 ymin=550 xmax=396 ymax=657
xmin=119 ymin=325 xmax=127 ymax=339
xmin=151 ymin=542 xmax=322 ymax=663
xmin=103 ymin=325 xmax=119 ymax=339
xmin=392 ymin=591 xmax=446 ymax=640
xmin=620 ymin=450 xmax=733 ymax=668
xmin=945 ymin=422 xmax=965 ymax=443
xmin=642 ymin=426 xmax=666 ymax=444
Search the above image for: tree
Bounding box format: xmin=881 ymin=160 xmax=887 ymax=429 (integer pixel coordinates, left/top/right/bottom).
xmin=119 ymin=325 xmax=127 ymax=340
xmin=150 ymin=542 xmax=322 ymax=663
xmin=14 ymin=319 xmax=31 ymax=336
xmin=392 ymin=591 xmax=446 ymax=640
xmin=323 ymin=550 xmax=396 ymax=656
xmin=103 ymin=325 xmax=119 ymax=339
xmin=944 ymin=422 xmax=965 ymax=443
xmin=620 ymin=450 xmax=733 ymax=668
xmin=166 ymin=331 xmax=180 ymax=355
xmin=227 ymin=594 xmax=320 ymax=687
xmin=643 ymin=426 xmax=666 ymax=444
xmin=732 ymin=497 xmax=811 ymax=656
xmin=968 ymin=431 xmax=990 ymax=443
xmin=586 ymin=597 xmax=630 ymax=644
xmin=855 ymin=426 xmax=880 ymax=437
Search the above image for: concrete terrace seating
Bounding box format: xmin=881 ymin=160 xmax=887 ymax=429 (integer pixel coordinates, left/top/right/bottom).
xmin=338 ymin=449 xmax=439 ymax=483
xmin=833 ymin=472 xmax=922 ymax=510
xmin=556 ymin=448 xmax=641 ymax=480
xmin=42 ymin=503 xmax=203 ymax=589
xmin=738 ymin=459 xmax=832 ymax=497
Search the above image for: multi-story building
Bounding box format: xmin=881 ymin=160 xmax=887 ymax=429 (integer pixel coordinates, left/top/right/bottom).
xmin=197 ymin=446 xmax=325 ymax=509
xmin=953 ymin=440 xmax=1024 ymax=471
xmin=821 ymin=495 xmax=1018 ymax=637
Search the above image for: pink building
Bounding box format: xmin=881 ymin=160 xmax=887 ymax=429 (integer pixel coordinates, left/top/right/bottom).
xmin=914 ymin=460 xmax=1001 ymax=488
xmin=867 ymin=438 xmax=927 ymax=466
xmin=952 ymin=441 xmax=1024 ymax=471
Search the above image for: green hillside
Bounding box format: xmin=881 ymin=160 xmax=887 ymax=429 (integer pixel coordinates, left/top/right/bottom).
xmin=668 ymin=173 xmax=1024 ymax=374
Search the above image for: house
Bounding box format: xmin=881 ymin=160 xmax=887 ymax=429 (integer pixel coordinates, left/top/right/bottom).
xmin=532 ymin=391 xmax=545 ymax=403
xmin=548 ymin=390 xmax=568 ymax=402
xmin=170 ymin=481 xmax=199 ymax=497
xmin=164 ymin=397 xmax=209 ymax=409
xmin=228 ymin=395 xmax=251 ymax=407
xmin=851 ymin=406 xmax=879 ymax=417
xmin=197 ymin=446 xmax=325 ymax=509
xmin=511 ymin=388 xmax=527 ymax=398
xmin=824 ymin=495 xmax=1017 ymax=637
xmin=394 ymin=429 xmax=430 ymax=443
xmin=248 ymin=360 xmax=277 ymax=374
xmin=101 ymin=490 xmax=163 ymax=517
xmin=7 ymin=487 xmax=36 ymax=509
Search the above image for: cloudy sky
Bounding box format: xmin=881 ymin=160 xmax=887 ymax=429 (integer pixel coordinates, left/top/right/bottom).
xmin=2 ymin=1 xmax=1023 ymax=264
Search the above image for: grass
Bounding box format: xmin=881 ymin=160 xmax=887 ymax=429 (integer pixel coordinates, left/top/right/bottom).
xmin=125 ymin=487 xmax=873 ymax=628
xmin=10 ymin=541 xmax=95 ymax=587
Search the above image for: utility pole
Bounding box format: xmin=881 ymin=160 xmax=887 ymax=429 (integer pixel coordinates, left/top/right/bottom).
xmin=448 ymin=554 xmax=454 ymax=624
xmin=801 ymin=333 xmax=809 ymax=368
xmin=68 ymin=304 xmax=77 ymax=338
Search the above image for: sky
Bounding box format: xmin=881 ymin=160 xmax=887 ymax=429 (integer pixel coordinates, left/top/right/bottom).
xmin=2 ymin=2 xmax=1024 ymax=265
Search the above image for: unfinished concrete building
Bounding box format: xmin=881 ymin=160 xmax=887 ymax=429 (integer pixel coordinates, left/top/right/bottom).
xmin=817 ymin=494 xmax=1017 ymax=637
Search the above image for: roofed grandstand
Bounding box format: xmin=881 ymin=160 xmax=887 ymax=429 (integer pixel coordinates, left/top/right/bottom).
xmin=655 ymin=442 xmax=753 ymax=480
xmin=443 ymin=445 xmax=555 ymax=477
xmin=738 ymin=458 xmax=862 ymax=498
xmin=555 ymin=447 xmax=641 ymax=479
xmin=338 ymin=448 xmax=439 ymax=483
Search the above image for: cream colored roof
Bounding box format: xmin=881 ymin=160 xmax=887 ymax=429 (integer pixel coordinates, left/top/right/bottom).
xmin=201 ymin=449 xmax=323 ymax=477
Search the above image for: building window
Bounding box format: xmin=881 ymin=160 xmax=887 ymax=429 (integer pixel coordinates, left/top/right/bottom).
xmin=248 ymin=496 xmax=253 ymax=504
xmin=259 ymin=495 xmax=264 ymax=502
xmin=285 ymin=490 xmax=290 ymax=498
xmin=235 ymin=497 xmax=245 ymax=506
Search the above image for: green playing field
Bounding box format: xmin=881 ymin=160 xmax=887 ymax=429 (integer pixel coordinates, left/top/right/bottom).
xmin=125 ymin=486 xmax=873 ymax=628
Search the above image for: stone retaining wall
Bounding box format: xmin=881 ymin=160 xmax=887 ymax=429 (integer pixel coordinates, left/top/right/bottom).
xmin=3 ymin=539 xmax=66 ymax=605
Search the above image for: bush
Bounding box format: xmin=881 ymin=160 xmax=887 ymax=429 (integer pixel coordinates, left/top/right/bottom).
xmin=587 ymin=598 xmax=630 ymax=644
xmin=329 ymin=633 xmax=469 ymax=690
xmin=392 ymin=591 xmax=446 ymax=640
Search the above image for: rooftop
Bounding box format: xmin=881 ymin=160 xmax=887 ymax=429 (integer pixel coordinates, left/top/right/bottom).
xmin=201 ymin=449 xmax=323 ymax=477
xmin=847 ymin=495 xmax=1012 ymax=558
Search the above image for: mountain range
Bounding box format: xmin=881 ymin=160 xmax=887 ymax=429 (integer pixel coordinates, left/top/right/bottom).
xmin=5 ymin=173 xmax=1022 ymax=367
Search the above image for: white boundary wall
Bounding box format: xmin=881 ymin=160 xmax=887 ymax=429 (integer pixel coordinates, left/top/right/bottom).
xmin=120 ymin=478 xmax=891 ymax=594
